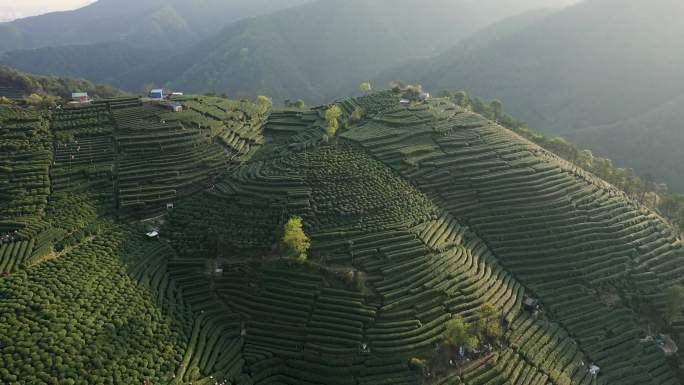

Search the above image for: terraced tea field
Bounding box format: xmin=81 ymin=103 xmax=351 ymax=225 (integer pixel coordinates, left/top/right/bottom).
xmin=342 ymin=91 xmax=684 ymax=385
xmin=1 ymin=91 xmax=683 ymax=384
xmin=0 ymin=107 xmax=51 ymax=238
xmin=163 ymin=142 xmax=605 ymax=385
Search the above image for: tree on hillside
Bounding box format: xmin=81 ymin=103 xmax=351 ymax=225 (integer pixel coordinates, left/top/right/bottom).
xmin=0 ymin=96 xmax=12 ymax=105
xmin=256 ymin=95 xmax=273 ymax=113
xmin=403 ymin=84 xmax=424 ymax=100
xmin=454 ymin=91 xmax=469 ymax=108
xmin=350 ymin=107 xmax=365 ymax=124
xmin=281 ymin=216 xmax=311 ymax=263
xmin=475 ymin=304 xmax=503 ymax=342
xmin=490 ymin=99 xmax=503 ymax=122
xmin=577 ymin=149 xmax=595 ymax=170
xmin=469 ymin=97 xmax=490 ymax=118
xmin=24 ymin=94 xmax=43 ymax=106
xmin=359 ymin=82 xmax=372 ymax=92
xmin=444 ymin=316 xmax=479 ymax=351
xmin=665 ymin=285 xmax=684 ymax=325
xmin=325 ymin=104 xmax=343 ymax=140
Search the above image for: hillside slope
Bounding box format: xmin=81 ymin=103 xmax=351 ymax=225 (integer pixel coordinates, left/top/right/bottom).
xmin=0 ymin=91 xmax=682 ymax=384
xmin=340 ymin=92 xmax=684 ymax=384
xmin=377 ymin=0 xmax=684 ymax=191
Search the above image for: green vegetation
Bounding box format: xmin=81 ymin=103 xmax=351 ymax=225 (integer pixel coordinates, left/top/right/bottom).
xmin=443 ymin=305 xmax=502 ymax=354
xmin=474 ymin=304 xmax=503 ymax=343
xmin=350 ymin=107 xmax=365 ymax=123
xmin=0 ymin=107 xmax=51 ymax=239
xmin=0 ymin=66 xmax=124 ymax=102
xmin=444 ymin=316 xmax=479 ymax=351
xmin=342 ymin=89 xmax=684 ymax=384
xmin=1 ymin=90 xmax=683 ymax=385
xmin=0 ymin=226 xmax=187 ymax=384
xmin=324 ymin=104 xmax=343 ymax=140
xmin=281 ymin=216 xmax=311 ymax=262
xmin=256 ymin=95 xmax=273 ymax=114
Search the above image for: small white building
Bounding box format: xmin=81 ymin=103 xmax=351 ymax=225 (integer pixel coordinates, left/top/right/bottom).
xmin=146 ymin=230 xmax=159 ymax=239
xmin=419 ymin=92 xmax=431 ymax=102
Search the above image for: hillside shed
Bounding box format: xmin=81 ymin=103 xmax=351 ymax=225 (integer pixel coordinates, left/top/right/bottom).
xmin=419 ymin=92 xmax=431 ymax=102
xmin=71 ymin=92 xmax=90 ymax=104
xmin=169 ymin=103 xmax=183 ymax=112
xmin=149 ymin=89 xmax=164 ymax=99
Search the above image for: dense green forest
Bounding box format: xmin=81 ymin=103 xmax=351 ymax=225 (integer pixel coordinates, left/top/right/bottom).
xmin=0 ymin=66 xmax=124 ymax=102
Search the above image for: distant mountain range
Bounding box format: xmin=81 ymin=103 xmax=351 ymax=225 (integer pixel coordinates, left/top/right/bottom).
xmin=0 ymin=0 xmax=575 ymax=99
xmin=0 ymin=0 xmax=314 ymax=53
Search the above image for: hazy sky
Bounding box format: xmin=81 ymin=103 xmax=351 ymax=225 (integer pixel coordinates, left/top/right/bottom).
xmin=0 ymin=0 xmax=95 ymax=21
xmin=0 ymin=0 xmax=583 ymax=23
